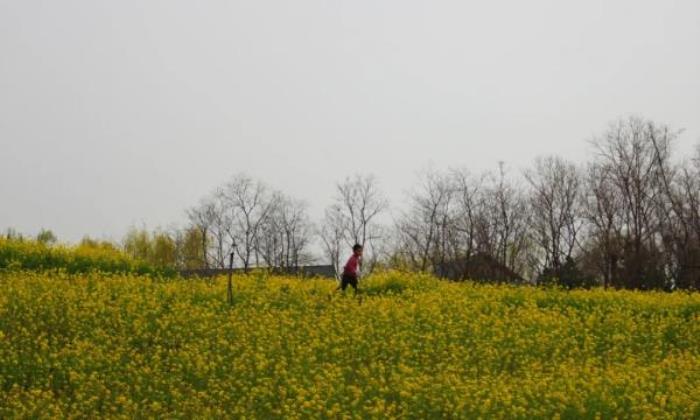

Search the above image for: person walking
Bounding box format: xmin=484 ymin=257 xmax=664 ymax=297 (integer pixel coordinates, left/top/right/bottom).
xmin=338 ymin=244 xmax=363 ymax=293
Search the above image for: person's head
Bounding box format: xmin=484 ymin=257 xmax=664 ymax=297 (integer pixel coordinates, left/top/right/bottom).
xmin=352 ymin=244 xmax=363 ymax=256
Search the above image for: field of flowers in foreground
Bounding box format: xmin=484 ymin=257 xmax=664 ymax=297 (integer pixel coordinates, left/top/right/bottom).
xmin=0 ymin=271 xmax=699 ymax=418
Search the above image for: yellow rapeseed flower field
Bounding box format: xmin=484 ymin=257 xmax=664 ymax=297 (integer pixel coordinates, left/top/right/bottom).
xmin=0 ymin=271 xmax=698 ymax=418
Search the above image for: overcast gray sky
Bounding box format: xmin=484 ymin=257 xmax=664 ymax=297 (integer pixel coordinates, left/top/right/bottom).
xmin=1 ymin=0 xmax=699 ymax=243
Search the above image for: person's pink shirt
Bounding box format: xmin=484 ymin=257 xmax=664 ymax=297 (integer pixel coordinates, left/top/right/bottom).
xmin=343 ymin=254 xmax=360 ymax=276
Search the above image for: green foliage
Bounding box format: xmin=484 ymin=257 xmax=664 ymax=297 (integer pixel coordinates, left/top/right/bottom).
xmin=152 ymin=231 xmax=177 ymax=268
xmin=123 ymin=227 xmax=186 ymax=270
xmin=0 ymin=237 xmax=174 ymax=277
xmin=123 ymin=227 xmax=152 ymax=261
xmin=35 ymin=229 xmax=57 ymax=245
xmin=3 ymin=228 xmax=23 ymax=241
xmin=177 ymin=227 xmax=206 ymax=270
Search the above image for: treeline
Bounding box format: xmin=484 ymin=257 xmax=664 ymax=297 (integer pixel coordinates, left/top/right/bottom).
xmin=395 ymin=116 xmax=700 ymax=290
xmin=0 ymin=235 xmax=174 ymax=277
xmin=181 ymin=116 xmax=700 ymax=290
xmin=6 ymin=116 xmax=699 ymax=290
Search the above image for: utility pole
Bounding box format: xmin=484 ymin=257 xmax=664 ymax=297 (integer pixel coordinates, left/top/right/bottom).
xmin=227 ymin=251 xmax=234 ymax=306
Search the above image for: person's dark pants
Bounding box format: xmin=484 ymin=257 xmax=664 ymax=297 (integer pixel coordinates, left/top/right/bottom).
xmin=340 ymin=273 xmax=358 ymax=292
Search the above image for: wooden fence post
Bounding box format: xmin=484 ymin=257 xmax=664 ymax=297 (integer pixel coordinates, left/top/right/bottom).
xmin=227 ymin=252 xmax=234 ymax=306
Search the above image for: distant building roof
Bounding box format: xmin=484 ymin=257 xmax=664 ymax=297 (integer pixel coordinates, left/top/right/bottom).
xmin=179 ymin=265 xmax=336 ymax=279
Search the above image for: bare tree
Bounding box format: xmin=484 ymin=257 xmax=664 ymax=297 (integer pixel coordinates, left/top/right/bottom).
xmin=220 ymin=174 xmax=275 ymax=272
xmin=587 ymin=117 xmax=670 ymax=289
xmin=395 ymin=168 xmax=455 ymax=272
xmin=524 ymin=156 xmax=582 ymax=280
xmin=319 ymin=205 xmax=346 ymax=278
xmin=644 ymin=125 xmax=700 ymax=290
xmin=582 ymin=162 xmax=624 ymax=288
xmin=188 ymin=190 xmax=233 ymax=268
xmin=450 ymin=169 xmax=483 ymax=262
xmin=188 ymin=174 xmax=315 ymax=272
xmin=485 ymin=163 xmax=531 ymax=278
xmin=663 ymin=144 xmax=700 ymax=289
xmin=329 ymin=174 xmax=389 ymax=273
xmin=257 ymin=193 xmax=314 ymax=269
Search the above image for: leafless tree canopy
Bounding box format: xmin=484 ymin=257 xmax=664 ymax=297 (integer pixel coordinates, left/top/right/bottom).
xmin=319 ymin=174 xmax=389 ymax=275
xmin=181 ymin=116 xmax=700 ymax=290
xmin=393 ymin=166 xmax=530 ymax=279
xmin=187 ymin=174 xmax=314 ymax=272
xmin=319 ymin=206 xmax=346 ymax=279
xmin=579 ymin=117 xmax=677 ymax=289
xmin=524 ymin=156 xmax=582 ymax=278
xmin=257 ymin=193 xmax=314 ymax=269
